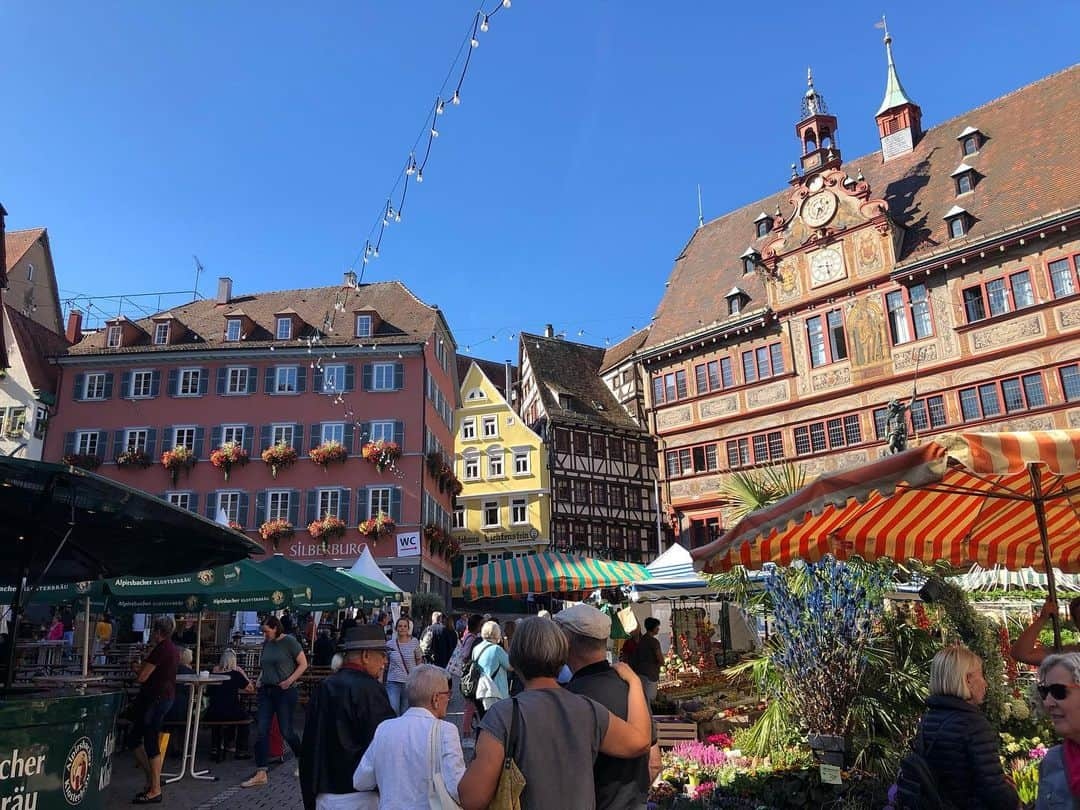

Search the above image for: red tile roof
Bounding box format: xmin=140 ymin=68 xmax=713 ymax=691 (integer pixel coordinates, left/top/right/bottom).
xmin=646 ymin=64 xmax=1080 ymax=349
xmin=4 ymin=228 xmax=46 ymax=274
xmin=5 ymin=305 xmax=69 ymax=394
xmin=600 ymin=327 xmax=650 ymax=373
xmin=67 ymin=280 xmax=447 ymax=355
xmin=457 ymin=355 xmax=517 ymax=399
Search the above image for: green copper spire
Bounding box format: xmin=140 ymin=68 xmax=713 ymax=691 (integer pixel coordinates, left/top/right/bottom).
xmin=876 ymin=16 xmax=915 ymax=116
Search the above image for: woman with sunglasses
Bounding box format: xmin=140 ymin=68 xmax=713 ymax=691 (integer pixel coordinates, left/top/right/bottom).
xmin=1036 ymin=652 xmax=1080 ymax=808
xmin=897 ymin=645 xmax=1018 ymax=809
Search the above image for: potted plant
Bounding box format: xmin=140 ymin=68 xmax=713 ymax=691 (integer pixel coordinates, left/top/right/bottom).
xmin=444 ymin=537 xmax=461 ymax=561
xmin=261 ymin=442 xmax=298 ymax=479
xmin=310 ymin=440 xmax=348 ymax=469
xmin=161 ymin=445 xmax=195 ymax=485
xmin=361 ymin=440 xmax=401 ymax=473
xmin=63 ymin=453 xmax=102 ymax=471
xmin=116 ymin=448 xmax=152 ymax=469
xmin=425 ymin=450 xmax=444 ymax=479
xmin=259 ymin=518 xmax=294 ymax=551
xmin=228 ymin=521 xmax=245 ymax=532
xmin=424 ymin=523 xmax=446 ymax=553
xmin=210 ymin=441 xmax=248 ymax=481
xmin=359 ymin=512 xmax=396 ymax=539
xmin=308 ymin=514 xmax=348 ymax=552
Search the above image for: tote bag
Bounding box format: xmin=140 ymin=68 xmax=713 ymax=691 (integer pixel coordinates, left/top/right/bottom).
xmin=486 ymin=698 xmax=525 ymax=810
xmin=427 ymin=721 xmax=462 ymax=810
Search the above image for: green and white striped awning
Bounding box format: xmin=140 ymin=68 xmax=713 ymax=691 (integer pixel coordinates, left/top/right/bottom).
xmin=461 ymin=552 xmax=652 ymax=600
xmin=951 ymin=564 xmax=1080 ymax=593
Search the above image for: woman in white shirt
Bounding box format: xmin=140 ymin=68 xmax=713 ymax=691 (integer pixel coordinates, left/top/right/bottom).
xmin=385 ymin=617 xmax=423 ymax=716
xmin=354 ymin=664 xmax=465 ymax=809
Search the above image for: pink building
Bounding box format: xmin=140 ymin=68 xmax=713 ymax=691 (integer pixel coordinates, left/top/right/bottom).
xmin=46 ymin=274 xmax=459 ymax=599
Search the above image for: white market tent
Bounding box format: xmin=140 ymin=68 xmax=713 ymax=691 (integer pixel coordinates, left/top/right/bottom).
xmin=624 ymin=543 xmax=716 ymax=602
xmin=347 ymin=546 xmax=401 ymax=593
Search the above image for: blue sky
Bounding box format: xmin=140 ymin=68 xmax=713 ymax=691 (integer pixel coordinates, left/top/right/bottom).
xmin=3 ymin=1 xmax=1077 ymax=361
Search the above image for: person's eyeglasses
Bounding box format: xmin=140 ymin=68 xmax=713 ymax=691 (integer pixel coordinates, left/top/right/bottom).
xmin=1037 ymin=682 xmax=1080 ymax=700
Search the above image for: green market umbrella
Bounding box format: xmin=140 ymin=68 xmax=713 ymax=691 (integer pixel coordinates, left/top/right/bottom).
xmin=258 ymin=555 xmax=356 ymax=612
xmin=314 ymin=565 xmax=402 ymax=606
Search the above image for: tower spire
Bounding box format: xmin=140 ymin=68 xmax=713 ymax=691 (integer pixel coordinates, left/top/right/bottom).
xmin=876 ymin=16 xmax=915 ymax=116
xmin=874 ymin=17 xmax=922 ymax=160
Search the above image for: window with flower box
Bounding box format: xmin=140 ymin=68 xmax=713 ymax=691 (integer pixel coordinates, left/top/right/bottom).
xmin=267 ymin=491 xmax=291 ymax=521
xmin=321 ymin=423 xmax=345 ymax=444
xmin=76 ymin=431 xmax=100 ymax=456
xmin=125 ymin=428 xmax=149 ymax=452
xmin=652 ymin=370 xmax=688 ymax=404
xmin=317 ymin=489 xmax=342 ymax=520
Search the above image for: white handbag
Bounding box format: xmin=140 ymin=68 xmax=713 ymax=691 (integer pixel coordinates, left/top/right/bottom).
xmin=427 ymin=721 xmax=462 ymax=810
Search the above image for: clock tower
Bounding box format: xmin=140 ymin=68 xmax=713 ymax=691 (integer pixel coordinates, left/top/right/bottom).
xmin=794 ymin=69 xmax=842 ymax=178
xmin=874 ymin=18 xmax=922 ymax=162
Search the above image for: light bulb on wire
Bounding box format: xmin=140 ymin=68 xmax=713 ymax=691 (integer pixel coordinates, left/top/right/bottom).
xmin=451 ymin=90 xmax=460 ymax=106
xmin=431 ymin=126 xmax=439 ymax=138
xmin=406 ymin=155 xmax=416 ymax=176
xmin=502 ymin=0 xmax=510 ymax=7
xmin=480 ymin=15 xmax=489 ymax=32
xmin=416 ymin=170 xmax=424 ymax=183
xmin=470 ymin=36 xmax=479 ymax=48
xmin=436 ymin=98 xmax=445 ymax=115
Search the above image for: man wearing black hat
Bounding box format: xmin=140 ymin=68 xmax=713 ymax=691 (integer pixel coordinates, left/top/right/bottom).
xmin=299 ymin=625 xmax=395 ymax=810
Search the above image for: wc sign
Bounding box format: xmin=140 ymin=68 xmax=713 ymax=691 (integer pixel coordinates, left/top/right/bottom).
xmin=396 ymin=532 xmax=421 ymax=558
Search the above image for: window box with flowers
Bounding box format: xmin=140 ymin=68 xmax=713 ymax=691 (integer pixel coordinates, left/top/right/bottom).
xmin=444 ymin=537 xmax=461 ymax=561
xmin=261 ymin=443 xmax=298 ymax=479
xmin=210 ymin=442 xmax=249 ymax=481
xmin=359 ymin=512 xmax=395 ymax=539
xmin=63 ymin=453 xmax=102 ymax=471
xmin=310 ymin=440 xmax=348 ymax=469
xmin=308 ymin=514 xmax=347 ymax=551
xmin=228 ymin=521 xmax=245 ymax=532
xmin=361 ymin=440 xmax=401 ymax=473
xmin=424 ymin=524 xmax=447 ymax=554
xmin=116 ymin=448 xmax=153 ymax=469
xmin=259 ymin=518 xmax=294 ymax=551
xmin=161 ymin=446 xmax=195 ymax=485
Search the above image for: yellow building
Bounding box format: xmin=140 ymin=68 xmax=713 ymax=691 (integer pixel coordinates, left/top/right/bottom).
xmin=451 ymin=359 xmax=549 ymax=595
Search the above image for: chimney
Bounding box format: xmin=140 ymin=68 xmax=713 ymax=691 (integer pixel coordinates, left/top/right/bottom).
xmin=544 ymin=323 xmax=554 ymax=338
xmin=65 ymin=309 xmax=84 ymax=344
xmin=343 ymin=270 xmax=357 ymax=287
xmin=216 ymin=277 xmax=233 ymax=305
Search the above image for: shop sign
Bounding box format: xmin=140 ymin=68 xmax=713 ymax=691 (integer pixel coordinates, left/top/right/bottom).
xmin=458 ymin=528 xmax=540 ymax=549
xmin=396 ymin=532 xmax=421 ymax=558
xmin=287 ymin=540 xmax=370 ymax=560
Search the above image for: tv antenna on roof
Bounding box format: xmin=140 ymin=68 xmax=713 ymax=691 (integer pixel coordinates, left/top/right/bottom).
xmin=193 ymin=255 xmax=204 ymax=300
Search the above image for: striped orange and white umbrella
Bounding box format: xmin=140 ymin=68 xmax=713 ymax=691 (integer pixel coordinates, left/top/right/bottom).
xmin=694 ymin=430 xmax=1080 ymax=577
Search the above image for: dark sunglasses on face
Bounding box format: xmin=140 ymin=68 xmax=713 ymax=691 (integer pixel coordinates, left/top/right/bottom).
xmin=1037 ymin=682 xmax=1080 ymax=700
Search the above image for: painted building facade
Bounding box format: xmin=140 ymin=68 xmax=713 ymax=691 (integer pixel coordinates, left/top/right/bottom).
xmin=628 ymin=50 xmax=1080 ymax=548
xmin=46 ymin=274 xmax=459 ymax=599
xmin=450 ymin=359 xmax=549 ymax=596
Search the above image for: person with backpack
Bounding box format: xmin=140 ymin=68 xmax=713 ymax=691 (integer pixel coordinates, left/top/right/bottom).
xmin=896 ymin=645 xmax=1018 ymax=810
xmin=473 ymin=621 xmax=511 ymax=714
xmin=457 ymin=614 xmax=485 ymax=742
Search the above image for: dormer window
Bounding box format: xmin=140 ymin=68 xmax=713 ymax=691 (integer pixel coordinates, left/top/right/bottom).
xmin=355 ymin=314 xmax=372 ymax=338
xmin=225 ymin=318 xmax=242 ymax=342
xmin=740 ymin=247 xmax=760 ymax=275
xmin=726 ymin=286 xmax=748 ymax=316
xmin=957 ymin=126 xmax=982 ymax=157
xmin=944 ymin=205 xmax=969 ymax=239
xmin=753 ymin=212 xmax=771 ymax=239
xmin=153 ymin=322 xmax=170 ymax=345
xmin=276 ymin=317 xmax=292 ymax=341
xmin=106 ymin=325 xmax=122 ymax=348
xmin=951 ymin=163 xmax=976 ymax=195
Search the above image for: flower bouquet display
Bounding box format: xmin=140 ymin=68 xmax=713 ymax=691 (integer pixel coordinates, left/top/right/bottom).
xmin=310 ymin=440 xmax=348 ymax=469
xmin=161 ymin=445 xmax=195 ymax=485
xmin=308 ymin=514 xmax=347 ymax=551
xmin=361 ymin=440 xmax=400 ymax=473
xmin=210 ymin=441 xmax=248 ymax=481
xmin=116 ymin=448 xmax=152 ymax=469
xmin=261 ymin=442 xmax=298 ymax=479
xmin=63 ymin=453 xmax=102 ymax=471
xmin=259 ymin=518 xmax=294 ymax=551
xmin=359 ymin=512 xmax=395 ymax=539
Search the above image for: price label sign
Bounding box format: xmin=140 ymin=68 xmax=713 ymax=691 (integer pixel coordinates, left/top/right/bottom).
xmin=819 ymin=764 xmax=843 ymax=785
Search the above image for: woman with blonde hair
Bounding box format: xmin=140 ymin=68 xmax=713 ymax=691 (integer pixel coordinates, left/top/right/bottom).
xmin=897 ymin=644 xmax=1018 ymax=809
xmin=207 ymin=649 xmax=255 ymax=761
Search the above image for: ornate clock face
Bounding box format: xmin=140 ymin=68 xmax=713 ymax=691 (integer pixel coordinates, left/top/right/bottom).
xmin=802 ymin=191 xmax=837 ymax=228
xmin=809 ymin=247 xmax=845 ymax=286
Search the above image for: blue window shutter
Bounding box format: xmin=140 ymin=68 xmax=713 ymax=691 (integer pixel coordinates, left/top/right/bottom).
xmin=194 ymin=427 xmax=205 ymax=459
xmin=390 ymin=487 xmax=402 ymax=522
xmin=312 ymin=366 xmax=324 ymax=393
xmin=255 ymin=491 xmax=267 ymax=525
xmin=120 ymin=371 xmax=132 ymax=399
xmin=199 ymin=369 xmax=209 ymax=395
xmin=112 ymin=430 xmax=124 ymax=461
xmin=248 ymin=367 xmax=258 ymax=394
xmin=146 ymin=428 xmax=158 ymax=457
xmin=96 ymin=431 xmax=108 ymax=458
xmin=216 ymin=368 xmax=226 ymax=395
xmin=307 ymin=490 xmax=318 ymax=523
xmin=344 ymin=365 xmax=355 ymax=392
xmin=343 ymin=423 xmax=354 ymax=454
xmin=205 ymin=492 xmax=218 ymax=520
xmin=393 ymin=362 xmax=404 ymax=390
xmin=264 ymin=368 xmax=275 ymax=394
xmin=167 ymin=369 xmax=178 ymax=397
xmin=297 ymin=366 xmax=307 ymax=393
xmin=293 ymin=423 xmax=304 ymax=454
xmin=361 ymin=364 xmax=373 ymax=392
xmin=103 ymin=373 xmax=114 ymax=399
xmin=189 ymin=492 xmax=200 ymax=514
xmin=243 ymin=425 xmax=254 ymax=455
xmin=288 ymin=490 xmax=300 ymax=526
xmin=393 ymin=421 xmax=404 ymax=447
xmin=72 ymin=374 xmax=85 ymax=401
xmin=356 ymin=488 xmax=369 ymax=523
xmin=260 ymin=425 xmax=272 ymax=451
xmin=238 ymin=493 xmax=249 ymax=528
xmin=63 ymin=432 xmax=75 ymax=457
xmin=310 ymin=424 xmax=321 ymax=449
xmin=211 ymin=426 xmax=222 ymax=450
xmin=340 ymin=488 xmax=351 ymax=523
xmin=150 ymin=371 xmax=161 ymax=397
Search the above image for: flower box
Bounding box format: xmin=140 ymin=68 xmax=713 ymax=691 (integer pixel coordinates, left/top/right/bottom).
xmin=261 ymin=443 xmax=298 ymax=479
xmin=310 ymin=440 xmax=348 ymax=468
xmin=63 ymin=453 xmax=102 ymax=471
xmin=259 ymin=518 xmax=294 ymax=551
xmin=361 ymin=440 xmax=401 ymax=473
xmin=210 ymin=442 xmax=249 ymax=481
xmin=359 ymin=512 xmax=395 ymax=539
xmin=161 ymin=446 xmax=195 ymax=484
xmin=116 ymin=448 xmax=152 ymax=469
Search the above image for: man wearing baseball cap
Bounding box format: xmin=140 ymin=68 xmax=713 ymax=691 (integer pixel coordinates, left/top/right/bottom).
xmin=555 ymin=604 xmax=659 ymax=810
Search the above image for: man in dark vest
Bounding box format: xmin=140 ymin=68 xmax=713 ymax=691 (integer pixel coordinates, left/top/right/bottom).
xmin=299 ymin=625 xmax=395 ymax=810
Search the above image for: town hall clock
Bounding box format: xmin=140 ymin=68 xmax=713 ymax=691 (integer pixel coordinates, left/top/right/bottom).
xmin=802 ymin=191 xmax=837 ymax=228
xmin=809 ymin=246 xmax=845 ymax=287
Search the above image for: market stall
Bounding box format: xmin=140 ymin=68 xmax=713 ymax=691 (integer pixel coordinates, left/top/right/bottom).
xmin=460 ymin=550 xmax=651 ymax=599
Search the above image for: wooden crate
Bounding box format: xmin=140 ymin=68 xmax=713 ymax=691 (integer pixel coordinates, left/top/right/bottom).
xmin=654 ymin=715 xmax=698 ymax=749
